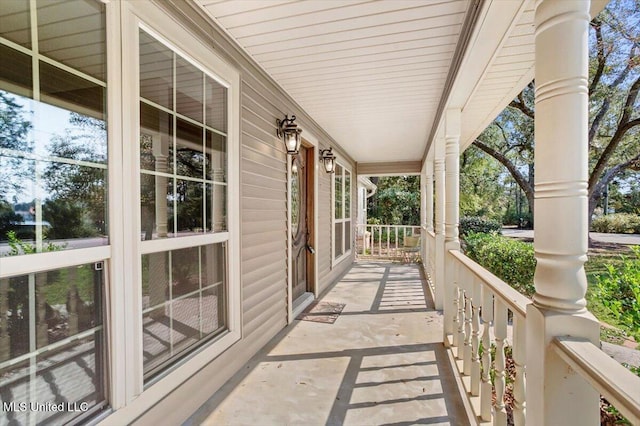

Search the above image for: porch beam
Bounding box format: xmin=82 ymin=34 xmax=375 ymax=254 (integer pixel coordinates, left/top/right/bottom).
xmin=527 ymin=1 xmax=600 ymax=425
xmin=356 ymin=161 xmax=421 ymax=176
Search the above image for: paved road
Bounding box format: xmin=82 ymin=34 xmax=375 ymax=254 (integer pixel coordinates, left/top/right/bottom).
xmin=502 ymin=228 xmax=640 ymax=245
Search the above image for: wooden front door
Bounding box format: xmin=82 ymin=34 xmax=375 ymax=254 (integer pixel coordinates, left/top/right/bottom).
xmin=291 ymin=145 xmax=314 ymax=301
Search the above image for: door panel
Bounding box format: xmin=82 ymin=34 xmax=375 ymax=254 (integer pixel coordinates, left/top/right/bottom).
xmin=291 ymin=146 xmax=310 ymax=301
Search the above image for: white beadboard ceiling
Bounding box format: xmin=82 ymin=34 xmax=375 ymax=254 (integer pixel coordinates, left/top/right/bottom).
xmin=195 ymin=0 xmax=605 ymax=165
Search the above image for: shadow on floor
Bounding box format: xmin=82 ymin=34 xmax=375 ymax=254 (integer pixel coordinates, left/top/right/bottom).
xmin=185 ymin=262 xmax=468 ymax=426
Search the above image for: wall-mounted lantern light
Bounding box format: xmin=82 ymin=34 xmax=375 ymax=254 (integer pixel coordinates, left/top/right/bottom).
xmin=277 ymin=114 xmax=302 ymax=155
xmin=320 ymin=148 xmax=336 ymax=174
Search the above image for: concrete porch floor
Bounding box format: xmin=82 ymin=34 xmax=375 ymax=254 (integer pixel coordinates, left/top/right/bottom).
xmin=185 ymin=262 xmax=469 ymax=426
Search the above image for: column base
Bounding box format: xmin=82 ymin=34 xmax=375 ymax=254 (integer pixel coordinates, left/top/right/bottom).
xmin=526 ymin=304 xmax=600 ymax=426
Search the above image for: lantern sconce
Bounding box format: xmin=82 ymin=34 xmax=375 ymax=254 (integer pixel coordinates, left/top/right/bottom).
xmin=320 ymin=148 xmax=336 ymax=174
xmin=277 ymin=114 xmax=302 ymax=155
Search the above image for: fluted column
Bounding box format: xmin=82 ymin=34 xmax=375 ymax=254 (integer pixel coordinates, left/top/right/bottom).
xmin=434 ymin=135 xmax=446 ymax=318
xmin=443 ymin=110 xmax=461 ymax=341
xmin=526 ymin=1 xmax=599 ymax=424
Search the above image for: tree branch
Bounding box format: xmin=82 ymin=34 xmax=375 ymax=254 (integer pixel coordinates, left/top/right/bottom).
xmin=589 ymin=19 xmax=606 ymax=96
xmin=589 ymin=81 xmax=640 ymax=194
xmin=509 ymin=83 xmax=535 ymax=119
xmin=472 ymin=139 xmax=534 ymax=201
xmin=591 ymin=152 xmax=640 ymax=203
xmin=588 ymin=47 xmax=637 ymax=144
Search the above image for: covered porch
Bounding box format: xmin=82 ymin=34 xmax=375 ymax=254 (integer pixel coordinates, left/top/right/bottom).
xmin=186 ymin=261 xmax=469 ymax=426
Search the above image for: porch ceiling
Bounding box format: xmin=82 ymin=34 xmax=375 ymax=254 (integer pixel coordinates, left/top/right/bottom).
xmin=194 ymin=0 xmax=592 ymax=164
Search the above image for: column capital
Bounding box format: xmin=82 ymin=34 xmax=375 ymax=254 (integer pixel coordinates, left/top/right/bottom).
xmin=445 ymin=108 xmax=461 ymax=140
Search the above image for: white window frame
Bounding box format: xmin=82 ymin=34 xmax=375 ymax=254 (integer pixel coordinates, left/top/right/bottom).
xmin=0 ymin=1 xmax=114 ymax=421
xmin=331 ymin=160 xmax=352 ymax=267
xmin=111 ymin=0 xmax=241 ymax=417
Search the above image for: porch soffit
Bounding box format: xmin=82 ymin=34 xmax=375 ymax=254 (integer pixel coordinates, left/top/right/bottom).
xmin=193 ymin=0 xmax=565 ymax=165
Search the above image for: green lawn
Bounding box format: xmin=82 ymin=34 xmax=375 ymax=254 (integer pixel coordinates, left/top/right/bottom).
xmin=584 ymin=247 xmax=638 ymax=347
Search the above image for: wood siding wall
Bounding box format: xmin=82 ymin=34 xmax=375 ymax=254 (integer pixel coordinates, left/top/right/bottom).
xmin=132 ymin=2 xmax=356 ymax=424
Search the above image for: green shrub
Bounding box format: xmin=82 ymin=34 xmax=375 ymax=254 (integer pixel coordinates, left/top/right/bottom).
xmin=459 ymin=216 xmax=502 ymax=238
xmin=463 ymin=232 xmax=536 ymax=297
xmin=593 ymin=246 xmax=640 ymax=342
xmin=591 ymin=213 xmax=640 ymax=234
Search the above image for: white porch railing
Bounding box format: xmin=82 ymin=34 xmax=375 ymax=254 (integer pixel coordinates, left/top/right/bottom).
xmin=448 ymin=250 xmax=529 ymax=425
xmin=355 ymin=224 xmax=421 ymax=260
xmin=440 ymin=249 xmax=640 ymax=425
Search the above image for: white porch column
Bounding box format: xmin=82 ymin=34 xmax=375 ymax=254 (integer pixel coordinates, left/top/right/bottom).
xmin=527 ymin=1 xmax=599 ymax=425
xmin=434 ymin=134 xmax=446 ymax=316
xmin=443 ymin=110 xmax=461 ymax=342
xmin=425 ymin=158 xmax=434 ymax=235
xmin=424 ymin=157 xmax=437 ymax=306
xmin=420 ymin=171 xmax=426 ymax=264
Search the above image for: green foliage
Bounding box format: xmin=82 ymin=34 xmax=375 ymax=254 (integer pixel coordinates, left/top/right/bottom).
xmin=368 ymin=176 xmax=420 ymax=225
xmin=463 ymin=232 xmax=536 ymax=297
xmin=3 ymin=230 xmax=65 ymax=256
xmin=459 ymin=216 xmax=502 ymax=238
xmin=460 ymin=146 xmax=507 ymax=221
xmin=591 ymin=213 xmax=640 ymax=234
xmin=593 ymin=246 xmax=640 ymax=342
xmin=1 ymin=91 xmax=34 ymax=199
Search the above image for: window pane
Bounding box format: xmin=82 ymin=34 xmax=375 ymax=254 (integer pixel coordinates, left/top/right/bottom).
xmin=176 ymin=118 xmax=204 ymax=179
xmin=142 ymin=306 xmax=171 ymax=374
xmin=171 ymin=292 xmax=200 ymax=355
xmin=40 ymin=61 xmax=105 ymax=120
xmin=37 ymin=0 xmax=106 ymax=81
xmin=42 ymin=163 xmax=107 ymax=242
xmin=140 ymin=30 xmax=173 ymax=109
xmin=176 ymin=179 xmax=204 ymax=235
xmin=38 ymin=101 xmax=107 ymax=164
xmin=345 ymin=171 xmax=351 ymax=217
xmin=172 ymin=247 xmax=200 ymax=298
xmin=140 ymin=173 xmax=172 ymax=240
xmin=1 ymin=92 xmax=108 ymax=254
xmin=205 ymin=130 xmax=226 ymax=182
xmin=142 ymin=251 xmax=170 ymax=311
xmin=140 ymin=102 xmax=173 ymax=172
xmin=176 ymin=57 xmax=203 ymax=123
xmin=0 ymin=263 xmax=106 ymax=425
xmin=202 ymin=285 xmax=225 ymax=336
xmin=142 ymin=243 xmax=226 ymax=381
xmin=335 ymin=223 xmax=343 ymax=258
xmin=141 ymin=251 xmax=171 ymax=373
xmin=206 ymin=183 xmax=226 ymax=232
xmin=205 ymin=76 xmax=226 ymax=133
xmin=0 ymin=45 xmax=33 ymax=98
xmin=0 ymin=1 xmax=31 ymax=48
xmin=202 ymin=243 xmax=224 ymax=287
xmin=345 ymin=221 xmax=351 ymax=252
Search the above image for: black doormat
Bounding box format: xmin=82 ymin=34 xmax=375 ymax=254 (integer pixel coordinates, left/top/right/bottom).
xmin=297 ymin=301 xmax=346 ymax=324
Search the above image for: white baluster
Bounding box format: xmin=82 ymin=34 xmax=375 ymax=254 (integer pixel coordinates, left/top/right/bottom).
xmin=452 ymin=284 xmax=460 ymax=348
xmin=513 ymin=314 xmax=526 ymax=425
xmin=471 ymin=277 xmax=481 ymax=396
xmin=480 ymin=287 xmax=493 ymax=422
xmin=494 ymin=300 xmax=508 ymax=426
xmin=463 ymin=278 xmax=473 ymax=375
xmin=456 ymin=281 xmax=465 ymax=360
